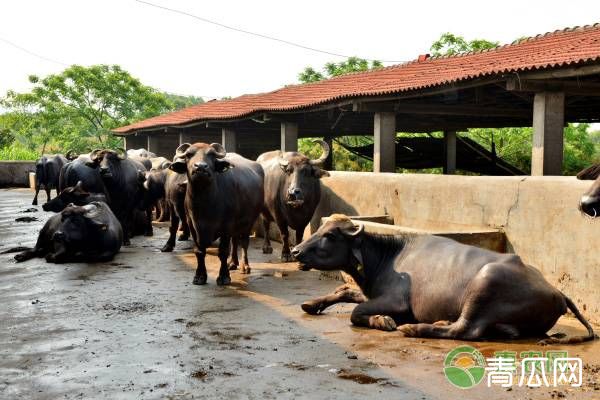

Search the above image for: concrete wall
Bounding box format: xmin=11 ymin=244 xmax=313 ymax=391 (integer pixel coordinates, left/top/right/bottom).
xmin=0 ymin=161 xmax=35 ymax=187
xmin=310 ymin=172 xmax=599 ymax=323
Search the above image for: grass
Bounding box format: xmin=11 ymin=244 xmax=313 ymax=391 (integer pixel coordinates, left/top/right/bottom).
xmin=0 ymin=146 xmax=39 ymax=161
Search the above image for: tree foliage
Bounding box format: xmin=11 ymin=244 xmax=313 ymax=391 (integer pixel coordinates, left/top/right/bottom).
xmin=298 ymin=57 xmax=383 ymax=83
xmin=430 ymin=33 xmax=499 ymax=56
xmin=1 ymin=65 xmax=196 ymax=155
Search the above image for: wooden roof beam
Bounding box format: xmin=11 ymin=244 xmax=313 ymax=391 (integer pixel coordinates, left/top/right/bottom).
xmin=506 ymin=78 xmax=600 ymax=96
xmin=353 ymin=101 xmax=530 ymax=118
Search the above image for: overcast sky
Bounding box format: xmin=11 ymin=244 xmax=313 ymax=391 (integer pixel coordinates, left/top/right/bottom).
xmin=1 ymin=0 xmax=599 ymax=100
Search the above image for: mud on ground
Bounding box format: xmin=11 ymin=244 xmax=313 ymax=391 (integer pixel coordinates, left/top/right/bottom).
xmin=0 ymin=188 xmax=598 ymax=399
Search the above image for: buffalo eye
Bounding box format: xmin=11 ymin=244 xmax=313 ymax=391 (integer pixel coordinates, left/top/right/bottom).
xmin=323 ymin=232 xmax=336 ymax=241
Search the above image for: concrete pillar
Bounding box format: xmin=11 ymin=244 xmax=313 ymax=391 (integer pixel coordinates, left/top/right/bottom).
xmin=123 ymin=136 xmax=128 ymax=150
xmin=281 ymin=122 xmax=298 ymax=153
xmin=531 ymin=92 xmax=565 ymax=176
xmin=443 ymin=130 xmax=457 ymax=175
xmin=179 ymin=132 xmax=184 ymax=146
xmin=221 ymin=128 xmax=237 ymax=153
xmin=373 ymin=112 xmax=396 ymax=173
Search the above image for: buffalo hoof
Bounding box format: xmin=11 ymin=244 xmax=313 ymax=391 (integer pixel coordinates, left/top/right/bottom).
xmin=160 ymin=244 xmax=174 ymax=252
xmin=177 ymin=234 xmax=189 ymax=241
xmin=301 ymin=300 xmax=326 ymax=315
xmin=144 ymin=230 xmax=153 ymax=237
xmin=262 ymin=245 xmax=273 ymax=254
xmin=14 ymin=253 xmax=28 ymax=263
xmin=193 ymin=274 xmax=207 ymax=285
xmin=216 ymin=275 xmax=231 ymax=286
xmin=228 ymin=262 xmax=238 ymax=271
xmin=281 ymin=253 xmax=294 ymax=263
xmin=370 ymin=315 xmax=397 ymax=331
xmin=397 ymin=323 xmax=420 ymax=336
xmin=123 ymin=239 xmax=131 ymax=246
xmin=240 ymin=265 xmax=251 ymax=274
xmin=32 ymin=199 xmax=38 ymax=206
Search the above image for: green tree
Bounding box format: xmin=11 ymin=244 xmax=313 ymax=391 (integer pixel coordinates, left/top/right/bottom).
xmin=430 ymin=33 xmax=499 ymax=56
xmin=2 ymin=64 xmax=174 ymax=153
xmin=298 ymin=57 xmax=382 ymax=83
xmin=163 ymin=92 xmax=204 ymax=110
xmin=297 ymin=57 xmax=382 ymax=170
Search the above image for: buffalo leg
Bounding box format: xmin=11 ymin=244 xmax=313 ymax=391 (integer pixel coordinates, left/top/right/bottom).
xmin=32 ymin=185 xmax=40 ymax=206
xmin=397 ymin=317 xmax=487 ymax=340
xmin=350 ymin=297 xmax=413 ymax=331
xmin=144 ymin=208 xmax=153 ymax=236
xmin=193 ymin=246 xmax=208 ymax=285
xmin=294 ymin=227 xmax=304 ymax=248
xmin=176 ymin=204 xmax=189 ymax=241
xmin=261 ymin=216 xmax=273 ymax=254
xmin=277 ymin=221 xmax=293 ymax=262
xmin=161 ymin=207 xmax=179 ymax=252
xmin=228 ymin=237 xmax=239 ymax=270
xmin=15 ymin=247 xmax=44 ymax=262
xmin=45 ymin=187 xmax=51 ymax=203
xmin=238 ymin=235 xmax=251 ymax=274
xmin=216 ymin=235 xmax=231 ymax=286
xmin=302 ymin=285 xmax=366 ymax=315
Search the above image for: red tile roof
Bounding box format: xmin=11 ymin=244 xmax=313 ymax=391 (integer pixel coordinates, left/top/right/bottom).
xmin=114 ymin=24 xmax=600 ymax=134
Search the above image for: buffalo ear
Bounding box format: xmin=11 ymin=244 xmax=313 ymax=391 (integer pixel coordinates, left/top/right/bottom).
xmin=170 ymin=160 xmax=187 ymax=174
xmin=313 ymin=167 xmax=330 ymax=178
xmin=215 ymin=159 xmax=233 ymax=173
xmin=341 ymin=223 xmax=364 ymax=238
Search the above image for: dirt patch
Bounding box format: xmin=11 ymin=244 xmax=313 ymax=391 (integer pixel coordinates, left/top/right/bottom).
xmin=15 ymin=216 xmax=38 ymax=222
xmin=190 ymin=369 xmax=208 ymax=379
xmin=101 ymin=302 xmax=155 ymax=314
xmin=336 ymin=369 xmax=386 ymax=384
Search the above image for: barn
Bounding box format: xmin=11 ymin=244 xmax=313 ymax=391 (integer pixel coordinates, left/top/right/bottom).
xmin=114 ymin=24 xmax=600 ymax=176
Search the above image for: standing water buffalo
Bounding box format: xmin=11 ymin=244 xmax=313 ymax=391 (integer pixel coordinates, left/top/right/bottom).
xmin=257 ymin=140 xmax=330 ymax=261
xmin=58 ymin=155 xmax=108 ymax=196
xmin=577 ymin=163 xmax=600 ymax=218
xmin=15 ymin=202 xmax=122 ymax=263
xmin=170 ymin=143 xmax=264 ymax=285
xmin=32 ymin=154 xmax=68 ymax=205
xmin=141 ymin=168 xmax=189 ymax=252
xmin=86 ymin=149 xmax=149 ymax=244
xmin=292 ymin=214 xmax=596 ymax=344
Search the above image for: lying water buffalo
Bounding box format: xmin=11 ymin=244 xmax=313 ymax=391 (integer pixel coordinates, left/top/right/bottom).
xmin=15 ymin=202 xmax=122 ymax=263
xmin=33 ymin=154 xmax=68 ymax=205
xmin=87 ymin=149 xmax=149 ymax=244
xmin=577 ymin=163 xmax=600 ymax=218
xmin=43 ymin=181 xmax=108 ymax=212
xmin=293 ymin=214 xmax=596 ymax=344
xmin=257 ymin=140 xmax=330 ymax=261
xmin=170 ymin=142 xmax=264 ymax=285
xmin=142 ymin=168 xmax=189 ymax=252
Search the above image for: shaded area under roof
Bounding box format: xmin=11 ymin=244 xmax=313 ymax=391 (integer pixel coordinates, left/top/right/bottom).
xmin=337 ymin=136 xmax=526 ymax=175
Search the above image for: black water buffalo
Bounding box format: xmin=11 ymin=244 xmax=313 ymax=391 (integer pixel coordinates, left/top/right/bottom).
xmin=58 ymin=156 xmax=108 ymax=195
xmin=43 ymin=181 xmax=108 ymax=212
xmin=15 ymin=202 xmax=122 ymax=263
xmin=32 ymin=154 xmax=68 ymax=205
xmin=142 ymin=168 xmax=189 ymax=252
xmin=257 ymin=140 xmax=330 ymax=261
xmin=170 ymin=142 xmax=264 ymax=285
xmin=292 ymin=214 xmax=596 ymax=344
xmin=577 ymin=163 xmax=600 ymax=218
xmin=87 ymin=149 xmax=149 ymax=244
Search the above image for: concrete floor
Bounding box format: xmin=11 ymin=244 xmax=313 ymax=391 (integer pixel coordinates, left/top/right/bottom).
xmin=0 ymin=188 xmax=598 ymax=400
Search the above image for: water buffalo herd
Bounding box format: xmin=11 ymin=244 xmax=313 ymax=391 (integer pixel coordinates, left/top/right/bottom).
xmin=13 ymin=145 xmax=597 ymax=344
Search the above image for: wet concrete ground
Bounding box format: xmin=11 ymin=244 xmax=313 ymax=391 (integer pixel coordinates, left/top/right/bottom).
xmin=0 ymin=188 xmax=598 ymax=399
